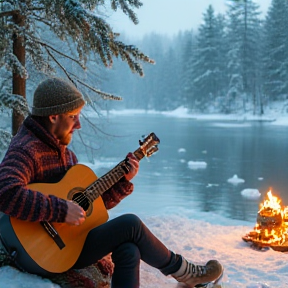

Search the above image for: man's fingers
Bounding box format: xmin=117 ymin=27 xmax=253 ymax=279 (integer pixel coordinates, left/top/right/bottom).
xmin=66 ymin=200 xmax=86 ymax=225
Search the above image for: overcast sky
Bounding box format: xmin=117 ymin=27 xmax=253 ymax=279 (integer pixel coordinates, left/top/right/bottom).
xmin=107 ymin=0 xmax=272 ymax=39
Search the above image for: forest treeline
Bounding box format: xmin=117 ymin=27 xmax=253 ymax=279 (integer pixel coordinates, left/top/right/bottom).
xmin=1 ymin=0 xmax=287 ymax=156
xmin=101 ymin=0 xmax=288 ymax=115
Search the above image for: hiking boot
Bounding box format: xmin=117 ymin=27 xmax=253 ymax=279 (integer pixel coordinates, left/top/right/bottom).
xmin=172 ymin=256 xmax=223 ymax=288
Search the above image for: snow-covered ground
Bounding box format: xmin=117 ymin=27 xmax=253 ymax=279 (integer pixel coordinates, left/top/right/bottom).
xmin=1 ymin=210 xmax=287 ymax=288
xmin=1 ymin=107 xmax=288 ymax=288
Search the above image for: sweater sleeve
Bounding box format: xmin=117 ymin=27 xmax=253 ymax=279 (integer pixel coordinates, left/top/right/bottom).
xmin=101 ymin=177 xmax=134 ymax=209
xmin=0 ymin=147 xmax=68 ymax=222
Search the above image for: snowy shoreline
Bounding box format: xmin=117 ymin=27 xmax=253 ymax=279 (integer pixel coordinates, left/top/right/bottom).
xmin=87 ymin=105 xmax=288 ymax=127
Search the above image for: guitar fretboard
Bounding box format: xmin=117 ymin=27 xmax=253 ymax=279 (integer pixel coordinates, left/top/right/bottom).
xmin=85 ymin=163 xmax=127 ymax=202
xmin=82 ymin=132 xmax=160 ymax=203
xmin=84 ymin=146 xmax=146 ymax=203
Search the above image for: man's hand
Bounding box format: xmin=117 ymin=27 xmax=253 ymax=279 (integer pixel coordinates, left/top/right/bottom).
xmin=65 ymin=200 xmax=86 ymax=225
xmin=124 ymin=152 xmax=139 ymax=181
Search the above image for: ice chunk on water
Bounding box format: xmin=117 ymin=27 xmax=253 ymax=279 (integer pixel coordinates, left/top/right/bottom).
xmin=227 ymin=174 xmax=245 ymax=185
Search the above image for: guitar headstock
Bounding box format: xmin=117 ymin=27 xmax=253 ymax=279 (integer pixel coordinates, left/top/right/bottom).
xmin=134 ymin=132 xmax=160 ymax=160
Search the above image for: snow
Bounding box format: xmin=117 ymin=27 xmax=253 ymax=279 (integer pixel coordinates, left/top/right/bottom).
xmin=0 ymin=266 xmax=59 ymax=288
xmin=1 ymin=211 xmax=287 ymax=287
xmin=1 ymin=106 xmax=288 ymax=288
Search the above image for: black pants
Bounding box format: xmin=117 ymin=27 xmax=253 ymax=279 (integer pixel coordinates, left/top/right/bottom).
xmin=73 ymin=214 xmax=182 ymax=288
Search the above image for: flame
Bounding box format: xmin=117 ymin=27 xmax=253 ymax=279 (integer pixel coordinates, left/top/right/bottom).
xmin=253 ymin=190 xmax=288 ymax=246
xmin=259 ymin=190 xmax=282 ymax=214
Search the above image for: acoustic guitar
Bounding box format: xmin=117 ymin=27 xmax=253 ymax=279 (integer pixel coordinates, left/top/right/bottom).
xmin=0 ymin=133 xmax=159 ymax=276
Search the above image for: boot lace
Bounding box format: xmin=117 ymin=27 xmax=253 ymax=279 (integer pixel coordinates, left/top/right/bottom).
xmin=187 ymin=262 xmax=207 ymax=277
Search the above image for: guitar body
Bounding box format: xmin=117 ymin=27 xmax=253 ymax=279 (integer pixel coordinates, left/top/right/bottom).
xmin=8 ymin=164 xmax=109 ymax=274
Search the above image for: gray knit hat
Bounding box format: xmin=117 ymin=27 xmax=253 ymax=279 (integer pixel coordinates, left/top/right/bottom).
xmin=31 ymin=77 xmax=85 ymax=116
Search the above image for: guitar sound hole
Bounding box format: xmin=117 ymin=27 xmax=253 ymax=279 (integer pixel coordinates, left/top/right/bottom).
xmin=72 ymin=192 xmax=90 ymax=211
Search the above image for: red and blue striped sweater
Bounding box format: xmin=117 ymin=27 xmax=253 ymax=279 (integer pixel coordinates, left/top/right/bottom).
xmin=0 ymin=116 xmax=133 ymax=222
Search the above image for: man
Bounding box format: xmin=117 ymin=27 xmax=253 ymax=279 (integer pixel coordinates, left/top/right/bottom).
xmin=0 ymin=77 xmax=223 ymax=288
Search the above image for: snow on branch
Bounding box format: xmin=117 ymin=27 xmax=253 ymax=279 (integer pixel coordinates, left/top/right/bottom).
xmin=75 ymin=78 xmax=123 ymax=101
xmin=5 ymin=53 xmax=28 ymax=79
xmin=36 ymin=1 xmax=146 ymax=73
xmin=0 ymin=1 xmax=19 ymax=17
xmin=0 ymin=129 xmax=12 ymax=157
xmin=0 ymin=92 xmax=29 ymax=116
xmin=112 ymin=41 xmax=155 ymax=76
xmin=1 ymin=0 xmax=154 ymax=96
xmin=111 ymin=0 xmax=143 ymax=24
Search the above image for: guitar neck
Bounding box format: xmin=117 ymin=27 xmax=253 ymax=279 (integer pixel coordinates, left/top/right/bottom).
xmin=84 ymin=146 xmax=145 ymax=203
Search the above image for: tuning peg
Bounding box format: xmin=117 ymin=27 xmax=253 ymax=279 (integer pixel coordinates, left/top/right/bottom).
xmin=146 ymin=146 xmax=159 ymax=157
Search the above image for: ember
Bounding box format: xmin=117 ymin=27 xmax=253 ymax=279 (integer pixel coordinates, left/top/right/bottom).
xmin=242 ymin=190 xmax=288 ymax=251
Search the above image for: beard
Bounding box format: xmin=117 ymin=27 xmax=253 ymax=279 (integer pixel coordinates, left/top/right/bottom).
xmin=58 ymin=133 xmax=73 ymax=145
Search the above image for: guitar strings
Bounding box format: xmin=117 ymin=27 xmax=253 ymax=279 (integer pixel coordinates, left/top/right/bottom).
xmin=70 ymin=137 xmax=156 ymax=208
xmin=70 ymin=161 xmax=126 ymax=208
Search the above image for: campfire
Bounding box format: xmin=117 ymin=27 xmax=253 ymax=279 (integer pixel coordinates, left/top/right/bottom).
xmin=242 ymin=190 xmax=288 ymax=251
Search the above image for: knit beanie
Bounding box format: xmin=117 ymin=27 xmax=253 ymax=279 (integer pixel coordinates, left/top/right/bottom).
xmin=31 ymin=77 xmax=85 ymax=116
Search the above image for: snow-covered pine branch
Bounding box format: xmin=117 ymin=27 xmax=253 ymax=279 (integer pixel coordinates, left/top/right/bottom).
xmin=0 ymin=129 xmax=12 ymax=158
xmin=0 ymin=92 xmax=29 ymax=116
xmin=4 ymin=53 xmax=28 ymax=79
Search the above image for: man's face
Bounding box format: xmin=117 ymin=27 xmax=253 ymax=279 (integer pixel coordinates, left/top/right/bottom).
xmin=50 ymin=106 xmax=83 ymax=145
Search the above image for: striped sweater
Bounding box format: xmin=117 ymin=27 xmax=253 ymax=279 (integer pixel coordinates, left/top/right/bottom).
xmin=0 ymin=116 xmax=134 ymax=222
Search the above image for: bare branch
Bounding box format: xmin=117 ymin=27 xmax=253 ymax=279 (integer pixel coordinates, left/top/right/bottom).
xmin=31 ymin=37 xmax=86 ymax=69
xmin=0 ymin=10 xmax=19 ymax=18
xmin=75 ymin=78 xmax=123 ymax=101
xmin=30 ymin=13 xmax=51 ymax=26
xmin=44 ymin=47 xmax=71 ymax=80
xmin=76 ymin=129 xmax=99 ymax=151
xmin=81 ymin=113 xmax=117 ymax=137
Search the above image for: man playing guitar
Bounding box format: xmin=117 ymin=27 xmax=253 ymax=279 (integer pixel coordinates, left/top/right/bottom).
xmin=0 ymin=77 xmax=223 ymax=288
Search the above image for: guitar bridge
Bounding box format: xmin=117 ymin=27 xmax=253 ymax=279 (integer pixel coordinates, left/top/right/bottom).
xmin=40 ymin=221 xmax=65 ymax=250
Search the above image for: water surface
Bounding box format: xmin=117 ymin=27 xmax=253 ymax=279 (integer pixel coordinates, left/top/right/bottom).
xmin=76 ymin=113 xmax=288 ymax=223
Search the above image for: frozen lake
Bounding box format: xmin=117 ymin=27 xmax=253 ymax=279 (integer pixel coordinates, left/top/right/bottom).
xmin=76 ymin=112 xmax=288 ymax=223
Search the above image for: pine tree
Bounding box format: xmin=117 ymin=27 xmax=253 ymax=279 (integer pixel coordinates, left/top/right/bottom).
xmin=155 ymin=46 xmax=180 ymax=110
xmin=101 ymin=33 xmax=183 ymax=111
xmin=262 ymin=0 xmax=288 ymax=101
xmin=226 ymin=0 xmax=262 ymax=113
xmin=214 ymin=14 xmax=228 ymax=100
xmin=180 ymin=30 xmax=195 ymax=109
xmin=188 ymin=5 xmax=226 ymax=111
xmin=0 ymin=0 xmax=153 ymax=141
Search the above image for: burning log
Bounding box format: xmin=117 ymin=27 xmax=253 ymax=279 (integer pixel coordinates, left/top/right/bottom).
xmin=257 ymin=211 xmax=283 ymax=229
xmin=242 ymin=190 xmax=288 ymax=252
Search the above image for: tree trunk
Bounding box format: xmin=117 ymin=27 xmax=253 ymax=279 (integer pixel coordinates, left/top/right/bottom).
xmin=12 ymin=12 xmax=26 ymax=136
